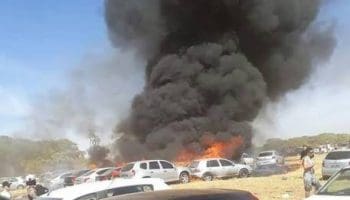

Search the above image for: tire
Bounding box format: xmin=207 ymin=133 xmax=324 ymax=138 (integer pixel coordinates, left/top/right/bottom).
xmin=202 ymin=173 xmax=214 ymax=181
xmin=17 ymin=185 xmax=25 ymax=190
xmin=179 ymin=172 xmax=190 ymax=184
xmin=238 ymin=168 xmax=249 ymax=178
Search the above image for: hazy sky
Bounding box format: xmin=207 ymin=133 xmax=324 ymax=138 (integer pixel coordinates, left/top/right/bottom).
xmin=0 ymin=0 xmax=349 ymax=148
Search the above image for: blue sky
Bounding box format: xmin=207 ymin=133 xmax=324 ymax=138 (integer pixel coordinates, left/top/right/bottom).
xmin=0 ymin=1 xmax=350 ymax=147
xmin=0 ymin=0 xmax=107 ymax=132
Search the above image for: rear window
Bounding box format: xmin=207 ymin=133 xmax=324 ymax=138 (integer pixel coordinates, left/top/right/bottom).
xmin=259 ymin=152 xmax=273 ymax=157
xmin=122 ymin=163 xmax=135 ymax=172
xmin=326 ymin=151 xmax=350 ymax=160
xmin=189 ymin=161 xmax=200 ymax=168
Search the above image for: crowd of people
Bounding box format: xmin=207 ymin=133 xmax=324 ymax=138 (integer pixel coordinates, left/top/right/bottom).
xmin=0 ymin=175 xmax=48 ymax=200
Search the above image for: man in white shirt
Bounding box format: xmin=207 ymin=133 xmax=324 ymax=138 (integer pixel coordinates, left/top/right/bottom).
xmin=302 ymin=147 xmax=321 ymax=198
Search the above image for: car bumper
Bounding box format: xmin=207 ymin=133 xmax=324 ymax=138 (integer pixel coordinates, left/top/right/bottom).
xmin=256 ymin=159 xmax=277 ymax=165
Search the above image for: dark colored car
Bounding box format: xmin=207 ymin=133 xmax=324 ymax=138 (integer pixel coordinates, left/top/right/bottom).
xmin=105 ymin=189 xmax=259 ymax=200
xmin=64 ymin=169 xmax=91 ymax=187
xmin=252 ymin=164 xmax=288 ymax=177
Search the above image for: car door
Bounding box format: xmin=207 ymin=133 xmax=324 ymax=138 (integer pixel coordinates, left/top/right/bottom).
xmin=206 ymin=159 xmax=222 ymax=177
xmin=148 ymin=161 xmax=163 ymax=180
xmin=159 ymin=161 xmax=178 ymax=182
xmin=219 ymin=159 xmax=235 ymax=177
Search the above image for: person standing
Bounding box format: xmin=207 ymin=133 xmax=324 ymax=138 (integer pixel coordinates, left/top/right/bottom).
xmin=301 ymin=147 xmax=321 ymax=198
xmin=0 ymin=181 xmax=11 ymax=200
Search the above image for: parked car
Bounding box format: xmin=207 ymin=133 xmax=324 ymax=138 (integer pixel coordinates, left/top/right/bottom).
xmin=111 ymin=167 xmax=122 ymax=179
xmin=252 ymin=164 xmax=288 ymax=177
xmin=120 ymin=160 xmax=191 ymax=184
xmin=49 ymin=171 xmax=74 ymax=190
xmin=75 ymin=167 xmax=115 ymax=184
xmin=322 ymin=149 xmax=350 ymax=179
xmin=256 ymin=151 xmax=284 ymax=166
xmin=189 ymin=158 xmax=252 ymax=181
xmin=64 ymin=169 xmax=91 ymax=187
xmin=104 ymin=189 xmax=259 ymax=200
xmin=0 ymin=177 xmax=25 ymax=190
xmin=40 ymin=178 xmax=169 ymax=200
xmin=306 ymin=167 xmax=350 ymax=200
xmin=95 ymin=168 xmax=119 ymax=181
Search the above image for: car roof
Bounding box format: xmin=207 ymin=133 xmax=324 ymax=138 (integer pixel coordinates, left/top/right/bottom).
xmin=105 ymin=189 xmax=254 ymax=200
xmin=44 ymin=178 xmax=166 ymax=199
xmin=328 ymin=149 xmax=350 ymax=152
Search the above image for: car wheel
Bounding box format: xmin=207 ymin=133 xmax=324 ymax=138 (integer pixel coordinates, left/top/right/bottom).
xmin=203 ymin=173 xmax=214 ymax=181
xmin=179 ymin=172 xmax=190 ymax=184
xmin=17 ymin=185 xmax=25 ymax=190
xmin=238 ymin=168 xmax=249 ymax=178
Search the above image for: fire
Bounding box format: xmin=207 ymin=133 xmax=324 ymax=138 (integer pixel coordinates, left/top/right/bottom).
xmin=175 ymin=136 xmax=244 ymax=164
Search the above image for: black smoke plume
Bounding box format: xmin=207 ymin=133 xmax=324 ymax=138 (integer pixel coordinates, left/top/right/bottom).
xmin=105 ymin=0 xmax=335 ymax=161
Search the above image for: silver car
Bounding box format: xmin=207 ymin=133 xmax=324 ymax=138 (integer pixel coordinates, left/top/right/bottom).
xmin=256 ymin=150 xmax=284 ymax=166
xmin=120 ymin=160 xmax=191 ymax=184
xmin=322 ymin=149 xmax=350 ymax=179
xmin=189 ymin=158 xmax=252 ymax=181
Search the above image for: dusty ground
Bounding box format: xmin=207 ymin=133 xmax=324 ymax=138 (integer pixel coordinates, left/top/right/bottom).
xmin=172 ymin=154 xmax=326 ymax=200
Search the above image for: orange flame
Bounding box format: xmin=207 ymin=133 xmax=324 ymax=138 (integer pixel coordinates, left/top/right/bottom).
xmin=175 ymin=136 xmax=244 ymax=164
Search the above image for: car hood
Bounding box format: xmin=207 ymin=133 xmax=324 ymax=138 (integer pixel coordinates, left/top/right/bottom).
xmin=306 ymin=195 xmax=350 ymax=200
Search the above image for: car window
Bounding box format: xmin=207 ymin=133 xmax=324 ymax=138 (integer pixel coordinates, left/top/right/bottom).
xmin=149 ymin=161 xmax=160 ymax=169
xmin=325 ymin=151 xmax=350 ymax=160
xmin=318 ymin=169 xmax=350 ymax=195
xmin=82 ymin=170 xmax=95 ymax=176
xmin=259 ymin=152 xmax=273 ymax=157
xmin=207 ymin=160 xmax=220 ymax=167
xmin=140 ymin=162 xmax=147 ymax=170
xmin=160 ymin=161 xmax=174 ymax=169
xmin=75 ymin=193 xmax=97 ymax=200
xmin=219 ymin=159 xmax=233 ymax=167
xmin=122 ymin=163 xmax=135 ymax=172
xmin=105 ymin=185 xmax=154 ymax=197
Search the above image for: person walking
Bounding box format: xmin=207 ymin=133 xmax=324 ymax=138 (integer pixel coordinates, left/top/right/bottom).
xmin=0 ymin=181 xmax=11 ymax=200
xmin=301 ymin=147 xmax=321 ymax=198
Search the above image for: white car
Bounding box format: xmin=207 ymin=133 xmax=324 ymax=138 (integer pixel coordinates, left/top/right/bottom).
xmin=120 ymin=160 xmax=191 ymax=183
xmin=256 ymin=150 xmax=284 ymax=166
xmin=322 ymin=149 xmax=350 ymax=179
xmin=306 ymin=167 xmax=350 ymax=200
xmin=75 ymin=167 xmax=115 ymax=184
xmin=189 ymin=158 xmax=253 ymax=181
xmin=49 ymin=171 xmax=74 ymax=190
xmin=39 ymin=178 xmax=169 ymax=200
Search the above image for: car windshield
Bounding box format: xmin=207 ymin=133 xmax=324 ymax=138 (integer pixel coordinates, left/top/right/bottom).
xmin=259 ymin=152 xmax=273 ymax=157
xmin=325 ymin=151 xmax=350 ymax=160
xmin=318 ymin=169 xmax=350 ymax=196
xmin=122 ymin=163 xmax=135 ymax=172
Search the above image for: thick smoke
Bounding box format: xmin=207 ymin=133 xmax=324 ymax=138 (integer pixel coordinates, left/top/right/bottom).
xmin=105 ymin=0 xmax=335 ymax=161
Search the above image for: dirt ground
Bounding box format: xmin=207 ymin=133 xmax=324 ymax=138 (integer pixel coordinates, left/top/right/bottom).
xmin=172 ymin=154 xmax=326 ymax=200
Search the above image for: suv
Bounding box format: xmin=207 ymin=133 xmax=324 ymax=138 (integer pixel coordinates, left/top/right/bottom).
xmin=120 ymin=160 xmax=191 ymax=184
xmin=189 ymin=158 xmax=252 ymax=181
xmin=256 ymin=151 xmax=284 ymax=166
xmin=322 ymin=149 xmax=350 ymax=179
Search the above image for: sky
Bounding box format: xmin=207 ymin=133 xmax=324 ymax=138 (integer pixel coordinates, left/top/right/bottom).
xmin=0 ymin=0 xmax=350 ymax=148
